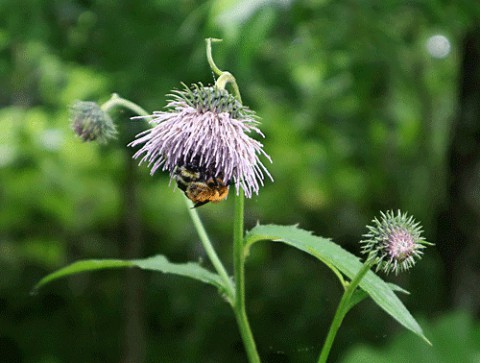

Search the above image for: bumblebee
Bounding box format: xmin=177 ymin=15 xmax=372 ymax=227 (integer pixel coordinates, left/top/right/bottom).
xmin=174 ymin=162 xmax=230 ymax=208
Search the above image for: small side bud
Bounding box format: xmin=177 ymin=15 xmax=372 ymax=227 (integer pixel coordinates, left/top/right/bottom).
xmin=360 ymin=210 xmax=430 ymax=275
xmin=70 ymin=101 xmax=117 ymax=144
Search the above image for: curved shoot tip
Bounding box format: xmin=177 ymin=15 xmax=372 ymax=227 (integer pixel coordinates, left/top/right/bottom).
xmin=206 ymin=37 xmax=223 ymax=43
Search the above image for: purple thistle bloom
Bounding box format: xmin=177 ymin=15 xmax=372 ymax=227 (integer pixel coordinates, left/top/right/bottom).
xmin=129 ymin=84 xmax=272 ymax=199
xmin=360 ymin=210 xmax=430 ymax=275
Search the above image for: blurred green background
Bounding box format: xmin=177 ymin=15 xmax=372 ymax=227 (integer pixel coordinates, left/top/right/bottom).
xmin=1 ymin=1 xmax=480 ymax=362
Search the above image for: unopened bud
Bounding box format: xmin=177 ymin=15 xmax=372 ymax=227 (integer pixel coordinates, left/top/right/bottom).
xmin=360 ymin=210 xmax=429 ymax=275
xmin=70 ymin=101 xmax=117 ymax=144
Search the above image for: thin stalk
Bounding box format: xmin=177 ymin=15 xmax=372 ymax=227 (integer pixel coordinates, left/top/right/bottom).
xmin=205 ymin=38 xmax=243 ymax=103
xmin=101 ymin=93 xmax=150 ymax=117
xmin=317 ymin=261 xmax=373 ymax=363
xmin=185 ymin=197 xmax=235 ymax=304
xmin=205 ymin=38 xmax=224 ymax=76
xmin=233 ymin=192 xmax=261 ymax=363
xmin=104 ymin=93 xmax=235 ymax=302
xmin=101 ymin=95 xmax=235 ymax=304
xmin=216 ymin=72 xmax=243 ymax=103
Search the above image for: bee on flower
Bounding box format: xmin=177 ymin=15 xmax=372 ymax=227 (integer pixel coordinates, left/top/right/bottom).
xmin=129 ymin=83 xmax=272 ymax=206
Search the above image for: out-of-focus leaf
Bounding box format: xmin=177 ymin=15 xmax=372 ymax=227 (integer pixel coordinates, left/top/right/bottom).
xmin=341 ymin=311 xmax=479 ymax=363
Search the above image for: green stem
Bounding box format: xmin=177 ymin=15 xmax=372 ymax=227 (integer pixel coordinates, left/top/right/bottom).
xmin=104 ymin=94 xmax=236 ymax=304
xmin=101 ymin=93 xmax=150 ymax=118
xmin=205 ymin=38 xmax=224 ymax=76
xmin=184 ymin=197 xmax=235 ymax=305
xmin=206 ymin=37 xmax=259 ymax=362
xmin=233 ymin=192 xmax=261 ymax=363
xmin=102 ymin=92 xmax=240 ymax=349
xmin=317 ymin=261 xmax=373 ymax=363
xmin=205 ymin=38 xmax=243 ymax=103
xmin=216 ymin=72 xmax=243 ymax=103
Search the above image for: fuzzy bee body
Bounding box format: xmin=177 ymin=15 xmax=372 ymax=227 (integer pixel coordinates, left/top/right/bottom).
xmin=174 ymin=162 xmax=229 ymax=207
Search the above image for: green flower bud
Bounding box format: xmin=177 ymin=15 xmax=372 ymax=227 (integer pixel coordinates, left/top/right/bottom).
xmin=70 ymin=101 xmax=117 ymax=144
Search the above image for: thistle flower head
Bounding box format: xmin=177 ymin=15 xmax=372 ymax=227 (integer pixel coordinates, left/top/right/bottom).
xmin=129 ymin=83 xmax=272 ymax=198
xmin=360 ymin=210 xmax=429 ymax=275
xmin=70 ymin=101 xmax=117 ymax=144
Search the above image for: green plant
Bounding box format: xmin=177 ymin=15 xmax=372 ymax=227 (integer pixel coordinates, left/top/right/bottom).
xmin=34 ymin=38 xmax=432 ymax=363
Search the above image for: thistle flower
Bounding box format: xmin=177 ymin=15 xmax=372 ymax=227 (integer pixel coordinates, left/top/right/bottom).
xmin=129 ymin=83 xmax=272 ymax=199
xmin=70 ymin=101 xmax=117 ymax=144
xmin=360 ymin=210 xmax=429 ymax=275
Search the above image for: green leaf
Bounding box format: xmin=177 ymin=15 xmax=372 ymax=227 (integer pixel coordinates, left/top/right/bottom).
xmin=346 ymin=283 xmax=408 ymax=312
xmin=32 ymin=259 xmax=133 ymax=293
xmin=132 ymin=255 xmax=225 ymax=290
xmin=388 ymin=283 xmax=410 ymax=295
xmin=32 ymin=254 xmax=226 ymax=294
xmin=245 ymin=224 xmax=430 ymax=344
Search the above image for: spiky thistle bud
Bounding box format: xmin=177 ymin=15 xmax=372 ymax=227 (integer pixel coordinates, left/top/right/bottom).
xmin=129 ymin=83 xmax=272 ymax=200
xmin=360 ymin=210 xmax=429 ymax=275
xmin=70 ymin=101 xmax=117 ymax=144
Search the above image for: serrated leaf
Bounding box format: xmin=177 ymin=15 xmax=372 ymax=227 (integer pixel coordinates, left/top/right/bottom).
xmin=33 ymin=254 xmax=226 ymax=295
xmin=132 ymin=255 xmax=225 ymax=290
xmin=245 ymin=224 xmax=429 ymax=344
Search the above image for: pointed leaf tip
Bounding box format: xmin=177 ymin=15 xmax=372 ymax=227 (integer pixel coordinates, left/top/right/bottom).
xmin=32 ymin=255 xmax=228 ymax=299
xmin=245 ymin=224 xmax=429 ymax=343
